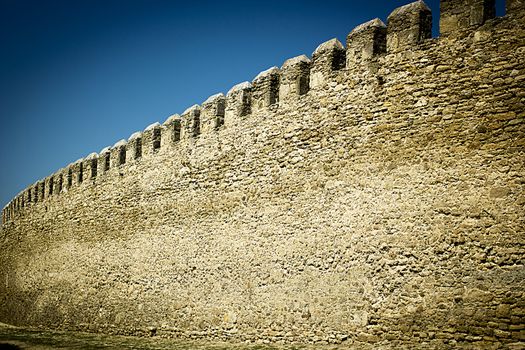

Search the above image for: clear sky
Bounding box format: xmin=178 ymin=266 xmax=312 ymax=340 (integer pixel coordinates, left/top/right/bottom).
xmin=0 ymin=0 xmax=506 ymax=210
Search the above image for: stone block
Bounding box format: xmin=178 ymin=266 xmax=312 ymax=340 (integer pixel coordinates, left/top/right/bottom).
xmin=387 ymin=1 xmax=432 ymax=52
xmin=126 ymin=132 xmax=142 ymax=162
xmin=110 ymin=140 xmax=127 ymax=168
xmin=310 ymin=38 xmax=345 ymax=89
xmin=346 ymin=18 xmax=386 ymax=67
xmin=279 ymin=55 xmax=311 ymax=102
xmin=32 ymin=183 xmax=39 ymax=202
xmin=201 ymin=93 xmax=226 ymax=134
xmin=53 ymin=170 xmax=64 ymax=195
xmin=507 ymin=0 xmax=525 ymax=15
xmin=83 ymin=152 xmax=99 ymax=181
xmin=44 ymin=176 xmax=54 ymax=197
xmin=142 ymin=122 xmax=161 ymax=156
xmin=252 ymin=67 xmax=280 ymax=113
xmin=440 ymin=0 xmax=495 ymax=36
xmin=181 ymin=105 xmax=201 ymax=139
xmin=37 ymin=180 xmax=45 ymax=201
xmin=225 ymin=82 xmax=252 ymax=126
xmin=98 ymin=147 xmax=111 ymax=175
xmin=162 ymin=114 xmax=181 ymax=147
xmin=70 ymin=159 xmax=84 ymax=186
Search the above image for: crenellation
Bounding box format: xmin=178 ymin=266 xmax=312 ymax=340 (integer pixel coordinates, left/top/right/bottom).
xmin=110 ymin=140 xmax=127 ymax=168
xmin=83 ymin=153 xmax=99 ymax=182
xmin=54 ymin=171 xmax=63 ymax=195
xmin=32 ymin=183 xmax=38 ymax=202
xmin=1 ymin=1 xmax=524 ymax=346
xmin=252 ymin=67 xmax=280 ymax=114
xmin=346 ymin=18 xmax=387 ymax=68
xmin=161 ymin=114 xmax=181 ymax=148
xmin=142 ymin=122 xmax=162 ymax=156
xmin=181 ymin=105 xmax=201 ymax=139
xmin=200 ymin=93 xmax=226 ymax=134
xmin=279 ymin=55 xmax=311 ymax=103
xmin=69 ymin=159 xmax=84 ymax=187
xmin=440 ymin=0 xmax=496 ymax=36
xmin=310 ymin=38 xmax=345 ymax=89
xmin=98 ymin=147 xmax=112 ymax=175
xmin=45 ymin=176 xmax=54 ymax=197
xmin=387 ymin=1 xmax=432 ymax=52
xmin=37 ymin=181 xmax=45 ymax=202
xmin=127 ymin=132 xmax=143 ymax=162
xmin=225 ymin=82 xmax=252 ymax=126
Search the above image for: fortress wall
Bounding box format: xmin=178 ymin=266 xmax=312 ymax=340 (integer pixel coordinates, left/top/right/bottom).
xmin=1 ymin=0 xmax=524 ymax=346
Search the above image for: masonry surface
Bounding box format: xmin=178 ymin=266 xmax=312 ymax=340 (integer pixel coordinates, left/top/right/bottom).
xmin=1 ymin=0 xmax=524 ymax=348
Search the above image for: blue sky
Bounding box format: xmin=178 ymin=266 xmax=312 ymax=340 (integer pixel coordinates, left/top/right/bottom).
xmin=0 ymin=0 xmax=505 ymax=210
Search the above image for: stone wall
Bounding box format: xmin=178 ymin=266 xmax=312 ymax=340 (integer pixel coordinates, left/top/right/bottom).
xmin=1 ymin=0 xmax=524 ymax=347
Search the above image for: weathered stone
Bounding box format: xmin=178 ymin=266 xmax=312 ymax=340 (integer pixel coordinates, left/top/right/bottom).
xmin=387 ymin=1 xmax=432 ymax=52
xmin=181 ymin=105 xmax=201 ymax=139
xmin=347 ymin=18 xmax=387 ymax=67
xmin=143 ymin=122 xmax=162 ymax=157
xmin=127 ymin=132 xmax=143 ymax=162
xmin=310 ymin=38 xmax=345 ymax=89
xmin=507 ymin=0 xmax=525 ymax=15
xmin=97 ymin=146 xmax=112 ymax=175
xmin=110 ymin=140 xmax=127 ymax=168
xmin=201 ymin=93 xmax=226 ymax=133
xmin=252 ymin=67 xmax=280 ymax=112
xmin=441 ymin=0 xmax=496 ymax=36
xmin=279 ymin=55 xmax=311 ymax=102
xmin=0 ymin=1 xmax=524 ymax=347
xmin=83 ymin=152 xmax=99 ymax=181
xmin=161 ymin=114 xmax=182 ymax=148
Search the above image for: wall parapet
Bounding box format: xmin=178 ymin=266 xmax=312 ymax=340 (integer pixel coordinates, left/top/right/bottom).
xmin=1 ymin=0 xmax=523 ymax=227
xmin=0 ymin=1 xmax=523 ymax=345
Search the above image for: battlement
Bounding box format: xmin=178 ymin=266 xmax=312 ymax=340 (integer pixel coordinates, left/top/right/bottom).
xmin=0 ymin=0 xmax=524 ymax=345
xmin=2 ymin=0 xmax=523 ymax=226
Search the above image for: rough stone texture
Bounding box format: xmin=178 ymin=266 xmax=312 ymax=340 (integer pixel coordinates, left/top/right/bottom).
xmin=310 ymin=39 xmax=345 ymax=89
xmin=1 ymin=1 xmax=525 ymax=348
xmin=110 ymin=140 xmax=127 ymax=169
xmin=161 ymin=114 xmax=181 ymax=149
xmin=225 ymin=82 xmax=252 ymax=127
xmin=126 ymin=133 xmax=143 ymax=163
xmin=387 ymin=1 xmax=432 ymax=52
xmin=252 ymin=67 xmax=280 ymax=114
xmin=508 ymin=0 xmax=525 ymax=13
xmin=181 ymin=105 xmax=201 ymax=140
xmin=346 ymin=19 xmax=387 ymax=68
xmin=201 ymin=94 xmax=226 ymax=134
xmin=97 ymin=147 xmax=112 ymax=177
xmin=441 ymin=0 xmax=496 ymax=36
xmin=143 ymin=122 xmax=162 ymax=157
xmin=279 ymin=55 xmax=311 ymax=102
